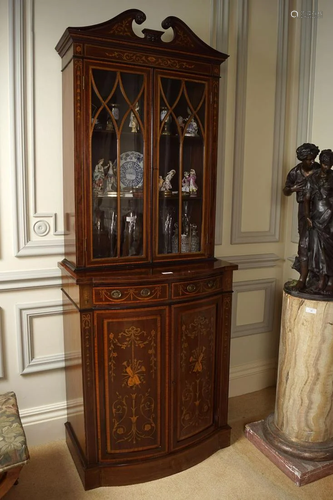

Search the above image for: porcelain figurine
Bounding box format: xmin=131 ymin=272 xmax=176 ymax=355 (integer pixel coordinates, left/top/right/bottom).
xmin=161 ymin=106 xmax=172 ymax=135
xmin=129 ymin=102 xmax=140 ymax=133
xmin=106 ymin=160 xmax=117 ymax=192
xmin=161 ymin=169 xmax=176 ymax=194
xmin=93 ymin=158 xmax=106 ymax=194
xmin=182 ymin=171 xmax=190 ymax=195
xmin=189 ymin=169 xmax=198 ymax=196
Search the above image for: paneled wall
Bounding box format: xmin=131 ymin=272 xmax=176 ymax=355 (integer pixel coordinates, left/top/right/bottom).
xmin=0 ymin=0 xmax=324 ymax=445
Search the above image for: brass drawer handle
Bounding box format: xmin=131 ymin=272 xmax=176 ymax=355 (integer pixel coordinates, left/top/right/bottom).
xmin=186 ymin=284 xmax=197 ymax=293
xmin=140 ymin=288 xmax=151 ymax=297
xmin=207 ymin=280 xmax=215 ymax=288
xmin=111 ymin=290 xmax=122 ymax=299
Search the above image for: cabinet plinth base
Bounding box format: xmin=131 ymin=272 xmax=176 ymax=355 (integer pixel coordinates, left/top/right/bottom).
xmin=65 ymin=423 xmax=231 ymax=490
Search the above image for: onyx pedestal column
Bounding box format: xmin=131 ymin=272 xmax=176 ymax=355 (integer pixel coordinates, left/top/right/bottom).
xmin=245 ymin=289 xmax=333 ymax=486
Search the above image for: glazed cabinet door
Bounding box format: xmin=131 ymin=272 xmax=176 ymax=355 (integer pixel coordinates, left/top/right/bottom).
xmin=154 ymin=71 xmax=214 ymax=261
xmin=85 ymin=61 xmax=151 ymax=267
xmin=94 ymin=307 xmax=168 ymax=461
xmin=170 ymin=295 xmax=223 ymax=449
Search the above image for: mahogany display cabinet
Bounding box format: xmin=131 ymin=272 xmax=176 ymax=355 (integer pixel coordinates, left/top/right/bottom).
xmin=56 ymin=10 xmax=237 ymax=490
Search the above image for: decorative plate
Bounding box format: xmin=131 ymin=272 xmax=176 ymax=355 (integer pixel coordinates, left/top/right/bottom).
xmin=117 ymin=151 xmax=144 ymax=189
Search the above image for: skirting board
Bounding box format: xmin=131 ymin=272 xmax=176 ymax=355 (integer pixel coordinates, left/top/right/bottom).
xmin=20 ymin=399 xmax=69 ymax=447
xmin=23 ymin=416 xmax=66 ymax=447
xmin=229 ymin=359 xmax=277 ymax=397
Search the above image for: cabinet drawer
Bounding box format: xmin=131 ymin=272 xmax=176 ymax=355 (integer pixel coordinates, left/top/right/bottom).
xmin=93 ymin=284 xmax=168 ymax=305
xmin=172 ymin=277 xmax=222 ymax=299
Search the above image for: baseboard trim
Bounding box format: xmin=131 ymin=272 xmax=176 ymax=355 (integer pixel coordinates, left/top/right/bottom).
xmin=229 ymin=358 xmax=278 ymax=398
xmin=20 ymin=399 xmax=81 ymax=447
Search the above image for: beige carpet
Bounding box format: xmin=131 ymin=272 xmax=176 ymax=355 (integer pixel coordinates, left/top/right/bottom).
xmin=5 ymin=387 xmax=333 ymax=499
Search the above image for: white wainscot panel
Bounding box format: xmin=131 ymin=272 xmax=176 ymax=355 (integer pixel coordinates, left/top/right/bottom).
xmin=16 ymin=300 xmax=78 ymax=374
xmin=232 ymin=278 xmax=276 ymax=338
xmin=231 ymin=0 xmax=288 ymax=243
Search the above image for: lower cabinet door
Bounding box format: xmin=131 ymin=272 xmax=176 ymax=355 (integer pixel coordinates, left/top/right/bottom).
xmin=171 ymin=295 xmax=222 ymax=449
xmin=95 ymin=306 xmax=168 ymax=461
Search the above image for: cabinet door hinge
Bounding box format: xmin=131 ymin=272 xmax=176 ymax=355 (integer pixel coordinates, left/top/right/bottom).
xmin=84 ymin=238 xmax=87 ymax=252
xmin=82 ymin=75 xmax=85 ymax=90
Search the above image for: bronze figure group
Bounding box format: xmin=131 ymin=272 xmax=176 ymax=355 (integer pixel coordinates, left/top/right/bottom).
xmin=283 ymin=143 xmax=333 ymax=296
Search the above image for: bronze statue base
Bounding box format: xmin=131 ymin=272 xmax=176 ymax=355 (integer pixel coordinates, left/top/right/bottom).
xmin=284 ymin=280 xmax=333 ymax=302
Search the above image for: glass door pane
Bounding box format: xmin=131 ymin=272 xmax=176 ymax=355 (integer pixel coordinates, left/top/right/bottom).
xmin=157 ymin=75 xmax=206 ymax=257
xmin=90 ymin=67 xmax=146 ymax=261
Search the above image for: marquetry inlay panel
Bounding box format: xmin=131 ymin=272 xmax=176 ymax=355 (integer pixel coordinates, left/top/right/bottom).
xmin=96 ymin=309 xmax=166 ymax=457
xmin=175 ymin=301 xmax=217 ymax=441
xmin=85 ymin=45 xmax=210 ymax=74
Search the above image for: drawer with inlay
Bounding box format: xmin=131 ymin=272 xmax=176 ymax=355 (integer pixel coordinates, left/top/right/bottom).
xmin=93 ymin=284 xmax=168 ymax=305
xmin=171 ymin=276 xmax=222 ymax=299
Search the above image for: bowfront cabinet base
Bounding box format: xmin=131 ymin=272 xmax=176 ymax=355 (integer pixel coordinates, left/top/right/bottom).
xmin=60 ymin=259 xmax=236 ymax=490
xmin=66 ymin=422 xmax=231 ymax=489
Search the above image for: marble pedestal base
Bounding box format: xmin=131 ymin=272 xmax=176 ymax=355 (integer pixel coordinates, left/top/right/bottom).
xmin=269 ymin=291 xmax=333 ymax=461
xmin=245 ymin=420 xmax=333 ymax=487
xmin=245 ymin=290 xmax=333 ymax=485
xmin=264 ymin=412 xmax=333 ymax=461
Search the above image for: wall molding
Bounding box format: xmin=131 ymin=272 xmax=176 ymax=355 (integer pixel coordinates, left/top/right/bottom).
xmin=231 ymin=278 xmax=276 ymax=338
xmin=221 ymin=253 xmax=281 ymax=269
xmin=0 ymin=268 xmax=61 ymax=291
xmin=0 ymin=255 xmax=280 ymax=289
xmin=211 ymin=0 xmax=229 ymax=245
xmin=20 ymin=398 xmax=82 ymax=446
xmin=16 ymin=300 xmax=75 ymax=374
xmin=20 ymin=398 xmax=82 ymax=425
xmin=291 ymin=0 xmax=318 ymax=244
xmin=231 ymin=0 xmax=288 ymax=244
xmin=9 ymin=0 xmax=65 ymax=257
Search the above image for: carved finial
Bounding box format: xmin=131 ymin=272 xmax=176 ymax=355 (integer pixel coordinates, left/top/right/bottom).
xmin=142 ymin=29 xmax=164 ymax=43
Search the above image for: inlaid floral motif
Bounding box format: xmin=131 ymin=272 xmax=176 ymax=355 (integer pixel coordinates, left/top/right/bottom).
xmin=106 ymin=322 xmax=158 ymax=448
xmin=122 ymin=359 xmax=146 ymax=387
xmin=108 ymin=326 xmax=156 ymax=381
xmin=179 ymin=308 xmax=215 ymax=437
xmin=173 ymin=27 xmax=195 ymax=48
xmin=111 ymin=391 xmax=155 ymax=445
xmin=108 ymin=20 xmax=133 ymax=37
xmin=105 ymin=50 xmax=196 ymax=71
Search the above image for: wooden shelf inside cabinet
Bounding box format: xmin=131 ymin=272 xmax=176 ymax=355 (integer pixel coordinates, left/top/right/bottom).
xmin=159 ymin=193 xmax=203 ymax=200
xmin=56 ymin=8 xmax=234 ymax=492
xmin=99 ymin=192 xmax=144 ymax=199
